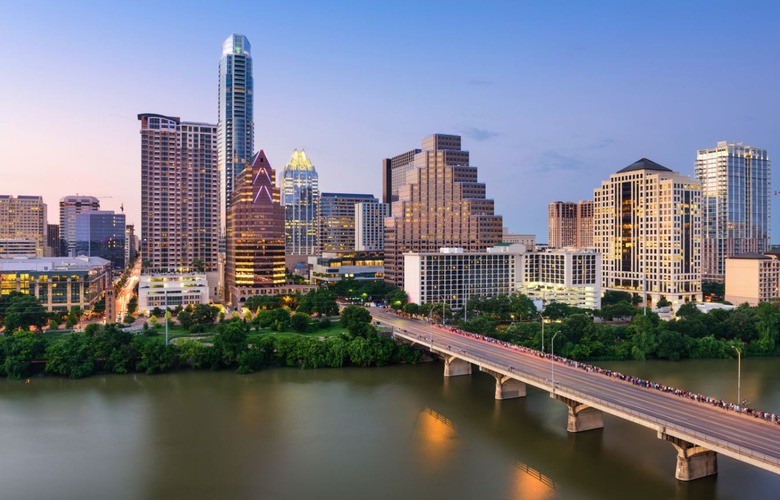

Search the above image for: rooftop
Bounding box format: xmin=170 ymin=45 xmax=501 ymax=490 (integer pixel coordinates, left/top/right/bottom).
xmin=617 ymin=158 xmax=674 ymax=174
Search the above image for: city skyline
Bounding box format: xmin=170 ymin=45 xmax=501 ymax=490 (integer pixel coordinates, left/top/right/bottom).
xmin=1 ymin=1 xmax=778 ymax=241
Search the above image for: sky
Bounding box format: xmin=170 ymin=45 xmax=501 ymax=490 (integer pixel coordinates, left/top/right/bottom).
xmin=1 ymin=0 xmax=779 ymax=242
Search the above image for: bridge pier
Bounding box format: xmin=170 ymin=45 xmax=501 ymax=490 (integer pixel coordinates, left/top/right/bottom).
xmin=659 ymin=432 xmax=718 ymax=481
xmin=443 ymin=356 xmax=472 ymax=377
xmin=480 ymin=367 xmax=527 ymax=399
xmin=554 ymin=395 xmax=604 ymax=432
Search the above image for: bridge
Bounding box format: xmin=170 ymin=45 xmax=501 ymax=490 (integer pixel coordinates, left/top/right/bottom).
xmin=371 ymin=308 xmax=780 ymax=482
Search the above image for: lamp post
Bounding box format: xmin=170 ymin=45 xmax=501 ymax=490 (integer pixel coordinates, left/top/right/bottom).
xmin=551 ymin=331 xmax=560 ymax=391
xmin=164 ymin=290 xmax=169 ymax=346
xmin=732 ymin=345 xmax=741 ymax=407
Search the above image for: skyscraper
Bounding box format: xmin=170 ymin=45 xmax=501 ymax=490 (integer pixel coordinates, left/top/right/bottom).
xmin=319 ymin=193 xmax=378 ymax=252
xmin=281 ymin=149 xmax=320 ymax=255
xmin=384 ymin=133 xmax=504 ymax=287
xmin=138 ymin=113 xmax=218 ymax=273
xmin=695 ymin=141 xmax=771 ymax=282
xmin=218 ymin=34 xmax=254 ymax=240
xmin=75 ymin=210 xmax=126 ymax=269
xmin=225 ymin=151 xmax=285 ymax=306
xmin=59 ymin=195 xmax=100 ymax=257
xmin=548 ymin=200 xmax=593 ymax=248
xmin=594 ymin=158 xmax=702 ymax=310
xmin=0 ymin=195 xmax=47 ymax=257
xmin=382 ymin=147 xmax=421 ymax=204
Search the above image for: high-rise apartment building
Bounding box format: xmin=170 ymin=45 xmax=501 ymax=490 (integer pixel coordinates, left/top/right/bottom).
xmin=75 ymin=210 xmax=126 ymax=269
xmin=594 ymin=158 xmax=702 ymax=310
xmin=355 ymin=202 xmax=389 ymax=251
xmin=138 ymin=113 xmax=218 ymax=273
xmin=695 ymin=141 xmax=771 ymax=282
xmin=281 ymin=149 xmax=319 ymax=255
xmin=384 ymin=133 xmax=503 ymax=287
xmin=548 ymin=200 xmax=593 ymax=248
xmin=59 ymin=195 xmax=100 ymax=257
xmin=319 ymin=193 xmax=377 ymax=253
xmin=225 ymin=151 xmax=285 ymax=306
xmin=47 ymin=224 xmax=59 ymax=257
xmin=218 ymin=34 xmax=254 ymax=240
xmin=0 ymin=195 xmax=47 ymax=257
xmin=125 ymin=224 xmax=137 ymax=266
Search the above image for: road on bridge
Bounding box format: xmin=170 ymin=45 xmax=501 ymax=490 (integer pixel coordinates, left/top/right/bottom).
xmin=370 ymin=308 xmax=780 ymax=476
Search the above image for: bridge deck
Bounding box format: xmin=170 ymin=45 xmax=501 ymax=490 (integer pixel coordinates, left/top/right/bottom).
xmin=371 ymin=309 xmax=780 ymax=476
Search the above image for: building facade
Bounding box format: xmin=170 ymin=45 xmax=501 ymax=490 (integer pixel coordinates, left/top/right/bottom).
xmin=59 ymin=195 xmax=100 ymax=257
xmin=548 ymin=200 xmax=593 ymax=248
xmin=75 ymin=211 xmax=126 ymax=269
xmin=384 ymin=133 xmax=503 ymax=287
xmin=518 ymin=248 xmax=602 ymax=310
xmin=319 ymin=193 xmax=377 ymax=253
xmin=382 ymin=148 xmax=421 ymax=204
xmin=138 ymin=113 xmax=219 ymax=273
xmin=404 ymin=244 xmax=600 ymax=311
xmin=0 ymin=256 xmax=112 ymax=312
xmin=356 ymin=202 xmax=389 ymax=251
xmin=0 ymin=195 xmax=47 ymax=257
xmin=225 ymin=151 xmax=286 ymax=306
xmin=502 ymin=229 xmax=536 ymax=249
xmin=724 ymin=253 xmax=780 ymax=306
xmin=47 ymin=224 xmax=59 ymax=257
xmin=594 ymin=158 xmax=702 ymax=310
xmin=218 ymin=34 xmax=254 ymax=241
xmin=695 ymin=141 xmax=771 ymax=282
xmin=281 ymin=149 xmax=320 ymax=255
xmin=137 ymin=273 xmax=210 ymax=314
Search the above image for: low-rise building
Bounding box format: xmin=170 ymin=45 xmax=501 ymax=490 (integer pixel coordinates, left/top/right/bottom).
xmin=725 ymin=252 xmax=780 ymax=306
xmin=137 ymin=274 xmax=211 ymax=314
xmin=0 ymin=256 xmax=112 ymax=312
xmin=309 ymin=252 xmax=384 ymax=285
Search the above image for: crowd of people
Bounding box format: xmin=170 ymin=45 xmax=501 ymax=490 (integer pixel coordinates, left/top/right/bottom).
xmin=384 ymin=310 xmax=779 ymax=427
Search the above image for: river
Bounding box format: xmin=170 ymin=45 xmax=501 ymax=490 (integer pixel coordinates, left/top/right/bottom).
xmin=1 ymin=358 xmax=778 ymax=500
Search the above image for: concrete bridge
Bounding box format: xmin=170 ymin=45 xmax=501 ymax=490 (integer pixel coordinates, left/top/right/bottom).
xmin=371 ymin=309 xmax=780 ymax=482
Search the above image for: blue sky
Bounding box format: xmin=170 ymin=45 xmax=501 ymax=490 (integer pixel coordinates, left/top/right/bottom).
xmin=1 ymin=0 xmax=778 ymax=241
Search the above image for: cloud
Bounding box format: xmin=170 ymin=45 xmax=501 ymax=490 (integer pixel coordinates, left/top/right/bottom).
xmin=460 ymin=126 xmax=500 ymax=142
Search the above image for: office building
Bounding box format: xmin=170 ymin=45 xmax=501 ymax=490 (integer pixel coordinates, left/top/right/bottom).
xmin=725 ymin=252 xmax=780 ymax=306
xmin=382 ymin=148 xmax=421 ymax=204
xmin=0 ymin=195 xmax=47 ymax=257
xmin=502 ymin=228 xmax=536 ymax=249
xmin=218 ymin=33 xmax=254 ymax=241
xmin=0 ymin=256 xmax=112 ymax=312
xmin=548 ymin=200 xmax=593 ymax=248
xmin=59 ymin=195 xmax=100 ymax=257
xmin=384 ymin=133 xmax=503 ymax=287
xmin=356 ymin=202 xmax=389 ymax=251
xmin=695 ymin=141 xmax=771 ymax=282
xmin=594 ymin=158 xmax=702 ymax=310
xmin=225 ymin=151 xmax=286 ymax=306
xmin=75 ymin=211 xmax=126 ymax=269
xmin=281 ymin=149 xmax=319 ymax=255
xmin=125 ymin=224 xmax=137 ymax=266
xmin=319 ymin=193 xmax=377 ymax=252
xmin=138 ymin=113 xmax=219 ymax=273
xmin=47 ymin=224 xmax=59 ymax=257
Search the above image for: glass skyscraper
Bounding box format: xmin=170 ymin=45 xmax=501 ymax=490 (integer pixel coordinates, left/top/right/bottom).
xmin=281 ymin=149 xmax=319 ymax=255
xmin=218 ymin=34 xmax=254 ymax=239
xmin=75 ymin=210 xmax=126 ymax=269
xmin=695 ymin=142 xmax=771 ymax=282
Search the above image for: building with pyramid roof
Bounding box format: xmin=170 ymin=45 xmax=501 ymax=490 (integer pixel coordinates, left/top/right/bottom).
xmin=225 ymin=151 xmax=286 ymax=305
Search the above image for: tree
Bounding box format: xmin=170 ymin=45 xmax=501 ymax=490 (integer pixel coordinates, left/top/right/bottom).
xmin=340 ymin=306 xmax=372 ymax=334
xmin=403 ymin=303 xmax=420 ymax=316
xmin=136 ymin=340 xmax=178 ymax=374
xmin=213 ymin=320 xmax=249 ymax=367
xmin=385 ymin=289 xmax=408 ymax=310
xmin=2 ymin=293 xmax=48 ymax=332
xmin=191 ymin=258 xmax=206 ymax=272
xmin=290 ymin=312 xmax=311 ymax=333
xmin=1 ymin=330 xmax=47 ymax=379
xmin=601 ymin=291 xmax=634 ymax=307
xmin=45 ymin=333 xmax=96 ymax=378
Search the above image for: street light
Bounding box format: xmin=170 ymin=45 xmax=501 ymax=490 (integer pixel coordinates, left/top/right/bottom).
xmin=550 ymin=331 xmax=560 ymax=392
xmin=732 ymin=345 xmax=741 ymax=407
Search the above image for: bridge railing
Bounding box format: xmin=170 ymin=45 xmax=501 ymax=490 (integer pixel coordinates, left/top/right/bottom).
xmin=393 ymin=329 xmax=780 ymax=469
